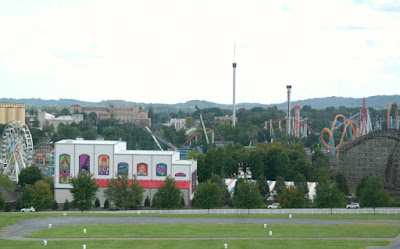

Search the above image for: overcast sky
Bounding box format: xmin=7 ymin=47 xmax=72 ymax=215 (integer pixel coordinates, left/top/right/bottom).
xmin=1 ymin=0 xmax=399 ymax=105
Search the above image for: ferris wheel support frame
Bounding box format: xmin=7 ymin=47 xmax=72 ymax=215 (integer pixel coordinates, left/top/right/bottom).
xmin=1 ymin=121 xmax=34 ymax=182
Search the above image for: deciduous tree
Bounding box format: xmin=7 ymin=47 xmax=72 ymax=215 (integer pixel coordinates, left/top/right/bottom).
xmin=70 ymin=172 xmax=99 ymax=212
xmin=104 ymin=173 xmax=144 ymax=209
xmin=19 ymin=166 xmax=42 ymax=187
xmin=357 ymin=175 xmax=389 ymax=208
xmin=17 ymin=180 xmax=53 ymax=210
xmin=193 ymin=181 xmax=223 ymax=209
xmin=316 ymin=182 xmax=345 ymax=208
xmin=152 ymin=176 xmax=183 ymax=209
xmin=233 ymin=178 xmax=263 ymax=208
xmin=278 ymin=185 xmax=305 ymax=208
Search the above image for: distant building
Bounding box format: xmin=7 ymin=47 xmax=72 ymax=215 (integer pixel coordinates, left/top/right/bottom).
xmin=54 ymin=139 xmax=197 ymax=206
xmin=0 ymin=102 xmax=25 ymax=124
xmin=70 ymin=104 xmax=151 ymax=126
xmin=214 ymin=116 xmax=237 ymax=125
xmin=37 ymin=110 xmax=83 ymax=131
xmin=165 ymin=118 xmax=186 ymax=131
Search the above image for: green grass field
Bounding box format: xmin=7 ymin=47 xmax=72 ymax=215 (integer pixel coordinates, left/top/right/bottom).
xmin=29 ymin=223 xmax=400 ymax=238
xmin=0 ymin=238 xmax=390 ymax=249
xmin=0 ymin=212 xmax=398 ymax=249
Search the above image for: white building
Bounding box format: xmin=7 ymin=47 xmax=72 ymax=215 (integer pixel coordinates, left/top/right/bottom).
xmin=165 ymin=118 xmax=186 ymax=131
xmin=37 ymin=110 xmax=83 ymax=131
xmin=54 ymin=139 xmax=197 ymax=206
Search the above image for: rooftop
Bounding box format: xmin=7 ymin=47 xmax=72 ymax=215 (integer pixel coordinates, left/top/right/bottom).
xmin=56 ymin=139 xmax=124 ymax=145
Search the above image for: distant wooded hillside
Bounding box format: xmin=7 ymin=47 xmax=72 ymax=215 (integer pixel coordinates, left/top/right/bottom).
xmin=1 ymin=95 xmax=399 ymax=112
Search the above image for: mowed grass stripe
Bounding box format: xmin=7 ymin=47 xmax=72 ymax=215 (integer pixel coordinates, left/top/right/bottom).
xmin=0 ymin=238 xmax=390 ymax=249
xmin=28 ymin=223 xmax=400 ymax=238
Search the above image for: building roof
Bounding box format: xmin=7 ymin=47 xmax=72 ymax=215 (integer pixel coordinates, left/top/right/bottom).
xmin=116 ymin=150 xmax=178 ymax=156
xmin=56 ymin=139 xmax=124 ymax=145
xmin=173 ymin=160 xmax=195 ymax=165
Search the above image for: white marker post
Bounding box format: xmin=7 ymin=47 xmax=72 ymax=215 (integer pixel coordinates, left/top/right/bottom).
xmin=48 ymin=224 xmax=52 ymax=228
xmin=224 ymin=243 xmax=228 ymax=248
xmin=43 ymin=240 xmax=47 ymax=245
xmin=289 ymin=214 xmax=292 ymax=219
xmin=269 ymin=231 xmax=273 ymax=236
xmin=264 ymin=224 xmax=267 ymax=228
xmin=83 ymin=245 xmax=86 ymax=249
xmin=83 ymin=229 xmax=86 ymax=234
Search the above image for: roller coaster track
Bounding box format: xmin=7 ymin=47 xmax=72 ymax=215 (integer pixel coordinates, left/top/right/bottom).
xmin=387 ymin=102 xmax=399 ymax=130
xmin=320 ymin=114 xmax=360 ymax=156
xmin=338 ymin=129 xmax=400 ymax=195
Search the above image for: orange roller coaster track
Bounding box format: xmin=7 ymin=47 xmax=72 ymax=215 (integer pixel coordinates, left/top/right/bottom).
xmin=387 ymin=102 xmax=399 ymax=130
xmin=320 ymin=114 xmax=360 ymax=156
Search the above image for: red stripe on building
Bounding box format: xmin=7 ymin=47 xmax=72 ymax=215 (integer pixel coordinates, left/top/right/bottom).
xmin=95 ymin=179 xmax=190 ymax=189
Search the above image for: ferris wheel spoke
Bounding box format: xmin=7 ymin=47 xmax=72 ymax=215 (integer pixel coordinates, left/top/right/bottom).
xmin=1 ymin=121 xmax=33 ymax=183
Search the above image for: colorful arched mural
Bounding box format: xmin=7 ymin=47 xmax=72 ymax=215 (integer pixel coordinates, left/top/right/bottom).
xmin=98 ymin=155 xmax=109 ymax=175
xmin=118 ymin=162 xmax=128 ymax=176
xmin=59 ymin=154 xmax=70 ymax=184
xmin=79 ymin=154 xmax=90 ymax=173
xmin=156 ymin=163 xmax=167 ymax=176
xmin=137 ymin=163 xmax=148 ymax=176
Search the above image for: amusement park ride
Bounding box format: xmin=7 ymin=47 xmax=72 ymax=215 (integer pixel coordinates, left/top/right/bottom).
xmin=264 ymin=105 xmax=316 ymax=141
xmin=264 ymin=98 xmax=400 ymax=158
xmin=0 ymin=121 xmax=34 ymax=182
xmin=320 ymin=99 xmax=399 ymax=156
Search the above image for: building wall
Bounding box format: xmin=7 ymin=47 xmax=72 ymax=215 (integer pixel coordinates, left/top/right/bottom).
xmin=70 ymin=104 xmax=151 ymax=125
xmin=54 ymin=140 xmax=196 ymax=206
xmin=0 ymin=103 xmax=25 ymax=124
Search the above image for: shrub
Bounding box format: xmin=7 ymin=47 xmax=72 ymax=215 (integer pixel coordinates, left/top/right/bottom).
xmin=95 ymin=197 xmax=100 ymax=207
xmin=144 ymin=196 xmax=150 ymax=207
xmin=4 ymin=203 xmax=11 ymax=212
xmin=104 ymin=199 xmax=110 ymax=209
xmin=63 ymin=199 xmax=70 ymax=211
xmin=52 ymin=200 xmax=58 ymax=210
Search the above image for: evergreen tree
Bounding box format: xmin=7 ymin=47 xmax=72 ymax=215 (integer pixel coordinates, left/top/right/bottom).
xmin=335 ymin=172 xmax=350 ymax=195
xmin=274 ymin=176 xmax=285 ymax=196
xmin=4 ymin=203 xmax=11 ymax=212
xmin=294 ymin=173 xmax=308 ymax=196
xmin=95 ymin=197 xmax=100 ymax=208
xmin=210 ymin=174 xmax=231 ymax=206
xmin=0 ymin=192 xmax=5 ymax=210
xmin=257 ymin=175 xmax=270 ymax=198
xmin=64 ymin=199 xmax=70 ymax=211
xmin=104 ymin=199 xmax=110 ymax=209
xmin=152 ymin=176 xmax=183 ymax=209
xmin=70 ymin=172 xmax=99 ymax=212
xmin=52 ymin=200 xmax=58 ymax=210
xmin=144 ymin=196 xmax=150 ymax=207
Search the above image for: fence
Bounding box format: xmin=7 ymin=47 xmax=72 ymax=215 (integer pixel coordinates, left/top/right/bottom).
xmin=57 ymin=208 xmax=400 ymax=215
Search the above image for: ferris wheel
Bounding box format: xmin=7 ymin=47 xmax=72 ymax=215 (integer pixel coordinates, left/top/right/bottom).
xmin=1 ymin=121 xmax=34 ymax=182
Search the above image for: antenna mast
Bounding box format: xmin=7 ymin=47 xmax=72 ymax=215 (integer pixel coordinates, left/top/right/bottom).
xmin=232 ymin=43 xmax=237 ymax=127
